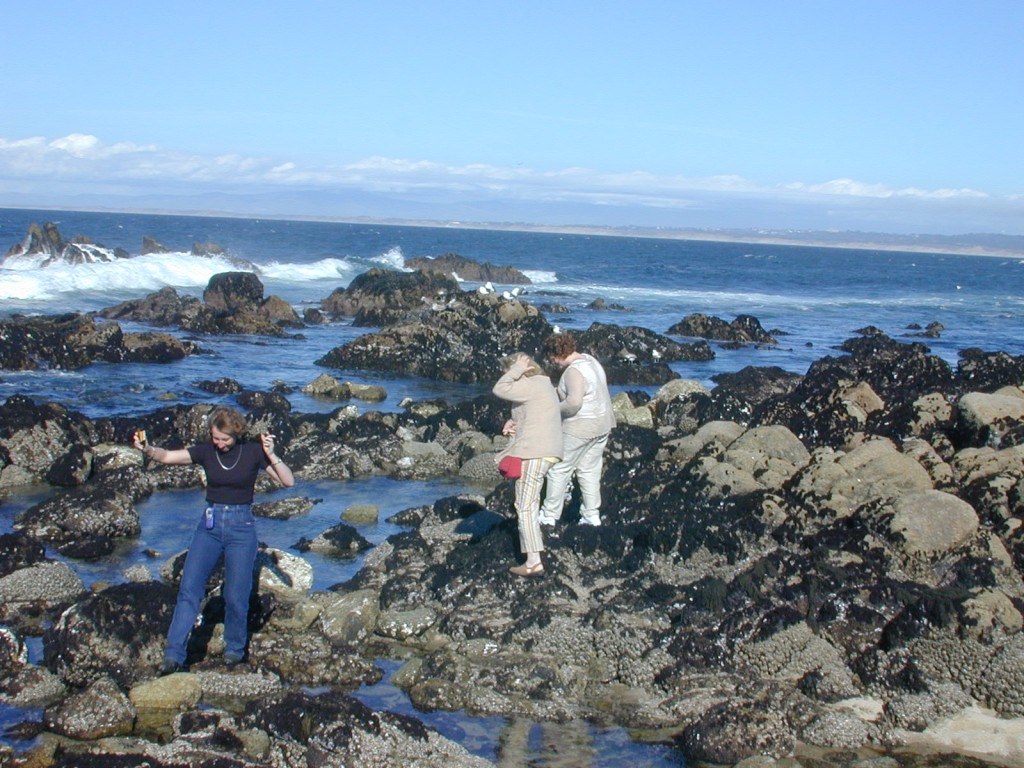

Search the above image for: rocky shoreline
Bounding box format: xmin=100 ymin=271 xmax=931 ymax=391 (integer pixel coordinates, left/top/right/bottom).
xmin=0 ymin=235 xmax=1022 ymax=766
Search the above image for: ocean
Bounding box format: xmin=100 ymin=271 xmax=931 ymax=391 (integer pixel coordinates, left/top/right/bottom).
xmin=1 ymin=207 xmax=1022 ymax=764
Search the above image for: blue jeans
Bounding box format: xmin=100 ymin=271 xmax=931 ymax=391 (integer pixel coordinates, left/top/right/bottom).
xmin=165 ymin=503 xmax=258 ymax=664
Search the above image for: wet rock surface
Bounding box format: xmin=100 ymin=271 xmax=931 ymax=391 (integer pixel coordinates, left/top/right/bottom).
xmin=405 ymin=251 xmax=531 ymax=284
xmin=0 ymin=313 xmax=199 ymax=372
xmin=669 ymin=312 xmax=780 ymax=344
xmin=100 ymin=271 xmax=302 ymax=336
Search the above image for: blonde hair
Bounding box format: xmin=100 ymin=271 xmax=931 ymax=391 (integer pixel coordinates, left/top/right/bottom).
xmin=501 ymin=352 xmax=544 ymax=377
xmin=207 ymin=406 xmax=247 ymax=438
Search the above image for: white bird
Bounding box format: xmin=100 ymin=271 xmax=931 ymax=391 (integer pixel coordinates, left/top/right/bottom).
xmin=502 ymin=291 xmax=513 ymax=300
xmin=477 ymin=286 xmax=489 ymax=295
xmin=652 ymin=349 xmax=662 ymax=360
xmin=484 ymin=281 xmax=495 ymax=293
xmin=552 ymin=325 xmax=562 ymax=334
xmin=511 ymin=286 xmax=523 ymax=297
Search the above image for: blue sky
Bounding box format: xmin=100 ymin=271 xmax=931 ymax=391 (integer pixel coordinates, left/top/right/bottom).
xmin=1 ymin=1 xmax=1022 ymax=235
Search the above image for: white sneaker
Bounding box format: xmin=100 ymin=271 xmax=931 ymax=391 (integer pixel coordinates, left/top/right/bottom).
xmin=580 ymin=517 xmax=601 ymax=526
xmin=538 ymin=516 xmax=557 ymax=527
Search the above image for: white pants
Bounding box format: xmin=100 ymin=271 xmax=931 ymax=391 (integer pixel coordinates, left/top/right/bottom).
xmin=539 ymin=432 xmax=609 ymax=525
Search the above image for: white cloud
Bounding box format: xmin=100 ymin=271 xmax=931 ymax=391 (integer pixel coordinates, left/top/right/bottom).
xmin=0 ymin=133 xmax=1019 ymax=234
xmin=784 ymin=178 xmax=989 ymax=200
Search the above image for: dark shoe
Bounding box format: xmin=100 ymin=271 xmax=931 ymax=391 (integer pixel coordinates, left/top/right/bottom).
xmin=224 ymin=654 xmax=246 ymax=671
xmin=509 ymin=562 xmax=545 ymax=577
xmin=157 ymin=659 xmax=185 ymax=677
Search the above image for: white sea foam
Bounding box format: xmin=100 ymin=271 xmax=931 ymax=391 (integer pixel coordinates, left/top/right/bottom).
xmin=0 ymin=251 xmax=240 ymax=301
xmin=522 ymin=269 xmax=558 ymax=284
xmin=259 ymin=257 xmax=358 ymax=282
xmin=370 ymin=246 xmax=405 ymax=270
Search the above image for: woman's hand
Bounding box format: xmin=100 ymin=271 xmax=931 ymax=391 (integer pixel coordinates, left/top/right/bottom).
xmin=261 ymin=433 xmax=295 ymax=487
xmin=502 ymin=419 xmax=517 ymax=437
xmin=132 ymin=429 xmax=147 ymax=451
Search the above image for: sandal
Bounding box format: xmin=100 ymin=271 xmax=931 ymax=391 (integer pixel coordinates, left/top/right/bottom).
xmin=509 ymin=562 xmax=544 ymax=577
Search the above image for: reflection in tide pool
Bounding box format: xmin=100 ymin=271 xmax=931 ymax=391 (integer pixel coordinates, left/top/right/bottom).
xmin=354 ymin=661 xmax=687 ymax=767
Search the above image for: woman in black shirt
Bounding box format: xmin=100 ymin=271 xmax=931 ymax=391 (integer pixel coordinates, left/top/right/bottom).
xmin=134 ymin=405 xmax=294 ymax=674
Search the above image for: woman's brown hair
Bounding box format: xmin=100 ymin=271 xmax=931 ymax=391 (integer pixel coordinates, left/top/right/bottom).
xmin=207 ymin=406 xmax=248 ymax=438
xmin=543 ymin=333 xmax=576 ymax=359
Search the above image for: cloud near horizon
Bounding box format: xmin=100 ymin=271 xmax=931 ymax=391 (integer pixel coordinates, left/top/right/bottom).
xmin=0 ymin=133 xmax=1018 ymax=234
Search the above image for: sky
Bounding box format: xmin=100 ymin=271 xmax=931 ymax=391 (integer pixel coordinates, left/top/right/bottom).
xmin=1 ymin=1 xmax=1022 ymax=236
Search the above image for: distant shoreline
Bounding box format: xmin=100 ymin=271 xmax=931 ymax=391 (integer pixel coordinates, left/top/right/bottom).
xmin=4 ymin=204 xmax=1024 ymax=259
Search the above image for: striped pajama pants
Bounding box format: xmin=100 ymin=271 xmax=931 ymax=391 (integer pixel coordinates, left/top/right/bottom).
xmin=514 ymin=457 xmax=553 ymax=554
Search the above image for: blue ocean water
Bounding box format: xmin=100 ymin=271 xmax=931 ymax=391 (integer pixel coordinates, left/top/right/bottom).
xmin=2 ymin=208 xmax=1022 ymax=420
xmin=0 ymin=207 xmax=1022 ymax=764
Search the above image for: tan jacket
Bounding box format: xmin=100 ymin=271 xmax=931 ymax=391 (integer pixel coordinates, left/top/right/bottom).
xmin=492 ymin=364 xmax=563 ymax=461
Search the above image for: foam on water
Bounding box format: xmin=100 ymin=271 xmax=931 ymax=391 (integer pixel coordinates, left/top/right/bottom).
xmin=0 ymin=251 xmax=244 ymax=302
xmin=521 ymin=269 xmax=558 ymax=284
xmin=370 ymin=245 xmax=406 ymax=270
xmin=259 ymin=256 xmax=360 ymax=282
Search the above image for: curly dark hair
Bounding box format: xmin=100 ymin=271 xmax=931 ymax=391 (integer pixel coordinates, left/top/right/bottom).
xmin=543 ymin=333 xmax=577 ymax=359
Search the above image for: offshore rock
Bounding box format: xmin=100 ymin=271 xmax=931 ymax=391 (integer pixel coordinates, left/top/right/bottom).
xmin=319 ymin=282 xmax=712 ymax=387
xmin=98 ymin=284 xmax=205 ymax=326
xmin=0 ymin=313 xmax=199 ymax=372
xmin=2 ymin=221 xmax=130 ymax=266
xmin=191 ymin=239 xmax=261 ymax=271
xmin=192 ymin=271 xmax=303 ymax=334
xmin=406 ymin=251 xmax=532 ymax=284
xmin=318 ymin=289 xmax=554 ymax=384
xmin=577 ymin=319 xmax=712 ymax=364
xmin=320 ymin=267 xmax=463 ymax=326
xmin=575 ymin=321 xmax=712 ymax=384
xmin=141 ymin=235 xmax=171 ymax=254
xmin=669 ymin=312 xmax=779 ymax=344
xmin=100 ymin=271 xmax=302 ymax=335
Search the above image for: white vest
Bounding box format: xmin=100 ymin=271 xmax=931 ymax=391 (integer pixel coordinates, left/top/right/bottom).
xmin=560 ymin=354 xmax=614 ymax=436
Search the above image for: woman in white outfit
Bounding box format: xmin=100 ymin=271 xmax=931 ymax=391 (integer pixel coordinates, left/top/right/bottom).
xmin=538 ymin=334 xmax=615 ymax=527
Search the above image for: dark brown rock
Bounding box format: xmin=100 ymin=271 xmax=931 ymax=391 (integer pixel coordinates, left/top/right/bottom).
xmin=320 ymin=267 xmax=462 ymax=326
xmin=405 ymin=252 xmax=531 ymax=284
xmin=669 ymin=312 xmax=778 ymax=344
